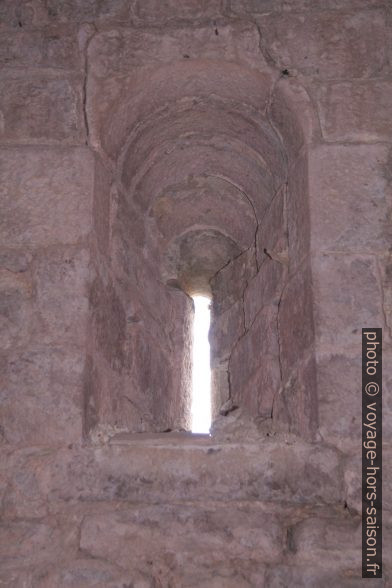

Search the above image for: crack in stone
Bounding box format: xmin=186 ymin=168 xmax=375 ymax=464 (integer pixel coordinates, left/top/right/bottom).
xmin=274 ymin=275 xmax=286 ymax=408
xmin=81 ymin=26 xmax=97 ymax=147
xmin=208 ymin=241 xmax=255 ymax=291
xmin=82 ymin=72 xmax=89 ymax=145
xmin=206 ymin=175 xmax=260 ymax=256
xmin=271 ymin=183 xmax=290 ymax=419
xmin=122 ymin=395 xmax=154 ymax=426
xmin=254 ymin=20 xmax=279 ymax=71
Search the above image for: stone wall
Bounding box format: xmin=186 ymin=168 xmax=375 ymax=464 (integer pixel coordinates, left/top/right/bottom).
xmin=0 ymin=1 xmax=391 ymax=586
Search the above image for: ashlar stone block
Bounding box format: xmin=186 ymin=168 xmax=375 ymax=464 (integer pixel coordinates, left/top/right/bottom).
xmin=0 ymin=147 xmax=94 ymax=248
xmin=315 ymin=81 xmax=392 ymax=142
xmin=309 ymin=144 xmax=392 ymax=254
xmin=0 ymin=74 xmax=85 ymax=144
xmin=256 ymin=10 xmax=387 ymax=79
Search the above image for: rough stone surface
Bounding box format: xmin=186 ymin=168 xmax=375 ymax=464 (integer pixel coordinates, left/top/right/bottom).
xmin=287 ymin=153 xmax=310 ymax=271
xmin=135 ymin=0 xmax=223 ymax=23
xmin=0 ymin=2 xmax=390 ymax=584
xmin=244 ymin=257 xmax=285 ymax=326
xmin=257 ymin=186 xmax=287 ymax=260
xmin=232 ymin=0 xmax=389 ymax=13
xmin=256 ymin=10 xmax=388 ymax=79
xmin=0 ymin=74 xmax=85 ymax=144
xmin=279 ymin=261 xmax=315 ymax=378
xmin=229 ymin=305 xmax=281 ymax=416
xmin=0 ymin=434 xmax=343 ymax=508
xmin=0 ymin=28 xmax=83 ymax=71
xmin=315 ymin=81 xmax=392 ymax=142
xmin=1 ymin=345 xmax=84 ymax=445
xmin=317 ymin=353 xmax=361 ymax=452
xmin=0 ymin=148 xmax=94 ymax=248
xmin=312 ymin=253 xmax=384 ymax=356
xmin=309 ymin=144 xmax=392 ymax=253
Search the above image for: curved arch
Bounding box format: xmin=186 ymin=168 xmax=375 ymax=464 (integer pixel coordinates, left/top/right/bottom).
xmin=86 ymin=42 xmax=317 ymax=439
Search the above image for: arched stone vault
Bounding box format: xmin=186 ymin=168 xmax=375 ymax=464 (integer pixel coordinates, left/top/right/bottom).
xmin=2 ymin=4 xmax=389 ymax=584
xmin=85 ymin=21 xmax=318 ymax=440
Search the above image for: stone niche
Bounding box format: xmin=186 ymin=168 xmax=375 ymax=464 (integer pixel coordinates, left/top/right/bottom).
xmin=1 ymin=4 xmax=391 ymax=587
xmin=84 ymin=21 xmax=318 ymax=441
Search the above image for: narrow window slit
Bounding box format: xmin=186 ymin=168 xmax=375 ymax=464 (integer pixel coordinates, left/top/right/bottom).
xmin=191 ymin=295 xmax=211 ymax=434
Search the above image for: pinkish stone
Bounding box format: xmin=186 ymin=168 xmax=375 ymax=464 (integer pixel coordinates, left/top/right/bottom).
xmin=256 ymin=10 xmax=387 ymax=79
xmin=0 ymin=148 xmax=94 ymax=248
xmin=134 ymin=0 xmax=222 ymax=22
xmin=309 ymin=144 xmax=392 ymax=253
xmin=311 ymin=253 xmax=384 ymax=355
xmin=315 ymin=81 xmax=392 ymax=142
xmin=0 ymin=28 xmax=83 ymax=70
xmin=0 ymin=75 xmax=85 ymax=144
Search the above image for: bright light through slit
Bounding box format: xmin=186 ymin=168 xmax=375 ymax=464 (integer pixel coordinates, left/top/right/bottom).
xmin=191 ymin=295 xmax=211 ymax=434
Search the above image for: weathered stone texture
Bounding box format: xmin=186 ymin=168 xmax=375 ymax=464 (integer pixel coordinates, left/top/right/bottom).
xmin=34 ymin=247 xmax=90 ymax=346
xmin=0 ymin=0 xmax=133 ymax=27
xmin=256 ymin=10 xmax=388 ymax=79
xmin=273 ymin=353 xmax=318 ymax=439
xmin=279 ymin=263 xmax=314 ymax=373
xmin=44 ymin=0 xmax=131 ymax=23
xmin=295 ymin=0 xmax=388 ymax=8
xmin=287 ymin=153 xmax=310 ymax=271
xmin=315 ymin=81 xmax=392 ymax=142
xmin=0 ymin=148 xmax=94 ymax=248
xmin=210 ymin=299 xmax=244 ymax=364
xmin=0 ymin=146 xmax=93 ymax=445
xmin=312 ymin=253 xmax=384 ymax=356
xmin=229 ymin=305 xmax=281 ymax=415
xmin=0 ymin=266 xmax=33 ymax=352
xmin=79 ymin=504 xmax=281 ymax=583
xmin=32 ymin=559 xmax=136 ymax=588
xmin=0 ymin=517 xmax=78 ymax=570
xmin=309 ymin=144 xmax=392 ymax=254
xmin=265 ymin=564 xmax=383 ymax=588
xmin=1 ymin=346 xmax=84 ymax=445
xmin=0 ymin=29 xmax=83 ymax=71
xmin=318 ymin=349 xmax=385 ymax=455
xmin=257 ymin=187 xmax=287 ymax=260
xmin=378 ymin=252 xmax=392 ymax=338
xmin=0 ymin=2 xmax=390 ymax=584
xmin=0 ymin=434 xmax=351 ymax=584
xmin=0 ymin=75 xmax=85 ymax=144
xmin=244 ymin=258 xmax=285 ymax=326
xmin=153 ymin=178 xmax=257 ymax=252
xmin=134 ymin=0 xmax=223 ymax=23
xmin=232 ymin=0 xmax=388 ymax=11
xmin=88 ymin=22 xmax=266 ymax=78
xmin=290 ymin=513 xmax=361 ymax=567
xmin=0 ymin=436 xmax=343 ymax=515
xmin=92 ymin=156 xmax=112 ymax=256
